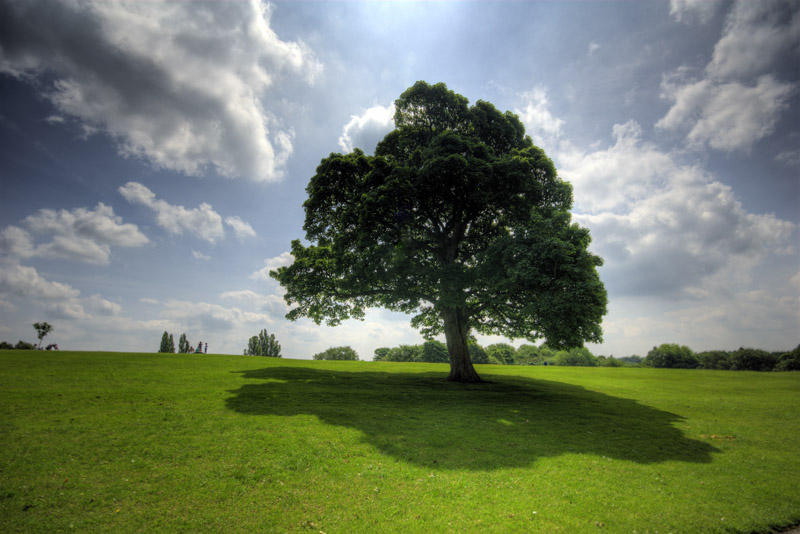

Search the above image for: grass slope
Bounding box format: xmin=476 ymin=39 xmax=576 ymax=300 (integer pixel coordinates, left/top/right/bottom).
xmin=1 ymin=350 xmax=798 ymax=533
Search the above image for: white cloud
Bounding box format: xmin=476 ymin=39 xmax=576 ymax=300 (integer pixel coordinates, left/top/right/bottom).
xmin=588 ymin=42 xmax=601 ymax=55
xmin=514 ymin=87 xmax=565 ymax=148
xmin=119 ymin=182 xmax=226 ymax=243
xmin=159 ymin=299 xmax=275 ymax=335
xmin=0 ymin=260 xmax=80 ymax=301
xmin=192 ymin=250 xmax=212 ymax=261
xmin=658 ymin=0 xmax=799 ymax=151
xmin=558 ymin=120 xmax=675 ymax=213
xmin=776 ymin=148 xmax=800 ymax=167
xmin=251 ymin=251 xmax=294 ymax=281
xmin=657 ymin=75 xmax=795 ymax=151
xmin=85 ymin=294 xmax=122 ymax=316
xmin=0 ymin=0 xmax=322 ymax=181
xmin=516 ymin=89 xmax=798 ymax=352
xmin=224 ymin=216 xmax=257 ymax=240
xmin=220 ymin=289 xmax=288 ymax=316
xmin=338 ymin=104 xmax=395 ymax=153
xmin=560 ymin=121 xmax=796 ymax=299
xmin=707 ymin=0 xmax=800 ymax=79
xmin=0 ymin=203 xmax=148 ymax=265
xmin=669 ymin=0 xmax=723 ymax=24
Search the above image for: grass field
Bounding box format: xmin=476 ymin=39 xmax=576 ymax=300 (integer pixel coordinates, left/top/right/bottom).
xmin=1 ymin=350 xmax=798 ymax=533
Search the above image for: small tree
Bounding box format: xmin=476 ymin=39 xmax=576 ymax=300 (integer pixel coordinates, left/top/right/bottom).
xmin=169 ymin=334 xmax=176 ymax=353
xmin=313 ymin=346 xmax=359 ymax=360
xmin=244 ymin=329 xmax=282 ymax=357
xmin=178 ymin=333 xmax=190 ymax=354
xmin=159 ymin=331 xmax=171 ymax=353
xmin=33 ymin=322 xmax=53 ymax=349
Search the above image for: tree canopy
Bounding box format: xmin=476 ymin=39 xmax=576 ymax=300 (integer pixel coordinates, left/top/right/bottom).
xmin=244 ymin=328 xmax=282 ymax=357
xmin=272 ymin=81 xmax=607 ymax=382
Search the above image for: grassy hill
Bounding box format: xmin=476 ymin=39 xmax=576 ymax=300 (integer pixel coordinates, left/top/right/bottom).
xmin=1 ymin=350 xmax=798 ymax=533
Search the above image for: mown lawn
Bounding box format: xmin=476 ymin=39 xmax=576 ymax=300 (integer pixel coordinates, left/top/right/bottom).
xmin=1 ymin=350 xmax=798 ymax=533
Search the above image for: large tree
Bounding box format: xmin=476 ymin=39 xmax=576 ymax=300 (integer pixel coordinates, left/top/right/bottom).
xmin=272 ymin=81 xmax=607 ymax=382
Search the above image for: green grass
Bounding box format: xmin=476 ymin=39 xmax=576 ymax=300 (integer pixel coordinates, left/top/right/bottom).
xmin=1 ymin=350 xmax=798 ymax=533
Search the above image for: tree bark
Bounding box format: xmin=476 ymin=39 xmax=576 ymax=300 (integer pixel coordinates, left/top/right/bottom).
xmin=441 ymin=307 xmax=484 ymax=383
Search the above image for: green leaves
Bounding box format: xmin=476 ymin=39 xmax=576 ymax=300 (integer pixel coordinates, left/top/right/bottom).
xmin=272 ymin=81 xmax=607 ymax=361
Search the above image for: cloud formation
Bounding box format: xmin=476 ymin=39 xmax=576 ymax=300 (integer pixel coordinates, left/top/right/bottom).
xmin=251 ymin=251 xmax=294 ymax=282
xmin=119 ymin=182 xmax=255 ymax=243
xmin=559 ymin=121 xmax=795 ymax=298
xmin=0 ymin=260 xmax=79 ymax=301
xmin=517 ymin=84 xmax=797 ymax=351
xmin=338 ymin=104 xmax=395 ymax=153
xmin=658 ymin=0 xmax=799 ymax=151
xmin=0 ymin=0 xmax=322 ymax=181
xmin=0 ymin=203 xmax=148 ymax=265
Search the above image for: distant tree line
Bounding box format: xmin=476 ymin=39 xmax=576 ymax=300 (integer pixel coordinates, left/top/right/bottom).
xmin=372 ymin=340 xmax=629 ymax=367
xmin=370 ymin=341 xmax=799 ymax=371
xmin=643 ymin=343 xmax=800 ymax=372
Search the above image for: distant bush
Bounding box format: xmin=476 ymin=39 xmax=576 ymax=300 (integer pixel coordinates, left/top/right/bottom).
xmin=729 ymin=348 xmax=778 ymax=372
xmin=486 ymin=343 xmax=516 ymax=365
xmin=697 ymin=350 xmax=731 ymax=370
xmin=0 ymin=341 xmax=14 ymax=349
xmin=597 ymin=356 xmax=625 ymax=367
xmin=554 ymin=347 xmax=596 ymax=367
xmin=619 ymin=355 xmax=643 ymax=365
xmin=372 ymin=345 xmax=421 ymax=362
xmin=645 ymin=344 xmax=698 ymax=369
xmin=776 ymin=345 xmax=800 ymax=371
xmin=14 ymin=341 xmax=35 ymax=350
xmin=468 ymin=343 xmax=489 ymax=364
xmin=313 ymin=346 xmax=359 ymax=360
xmin=420 ymin=340 xmax=449 ymax=363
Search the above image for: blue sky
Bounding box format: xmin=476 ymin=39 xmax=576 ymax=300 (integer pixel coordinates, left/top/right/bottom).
xmin=1 ymin=0 xmax=798 ymax=358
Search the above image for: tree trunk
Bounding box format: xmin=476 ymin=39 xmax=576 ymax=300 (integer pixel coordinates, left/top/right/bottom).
xmin=442 ymin=307 xmax=484 ymax=383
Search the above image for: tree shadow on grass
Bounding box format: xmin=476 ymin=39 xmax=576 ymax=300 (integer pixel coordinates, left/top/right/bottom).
xmin=226 ymin=366 xmax=718 ymax=471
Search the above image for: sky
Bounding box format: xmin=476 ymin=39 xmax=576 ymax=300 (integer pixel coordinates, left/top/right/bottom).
xmin=0 ymin=0 xmax=798 ymax=359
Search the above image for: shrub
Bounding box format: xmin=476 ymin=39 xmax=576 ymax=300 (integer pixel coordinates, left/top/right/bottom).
xmin=0 ymin=341 xmax=14 ymax=349
xmin=729 ymin=347 xmax=777 ymax=371
xmin=644 ymin=344 xmax=698 ymax=369
xmin=468 ymin=343 xmax=489 ymax=364
xmin=420 ymin=340 xmax=449 ymax=363
xmin=776 ymin=345 xmax=800 ymax=371
xmin=554 ymin=347 xmax=596 ymax=367
xmin=486 ymin=343 xmax=516 ymax=365
xmin=697 ymin=350 xmax=731 ymax=370
xmin=313 ymin=346 xmax=359 ymax=360
xmin=619 ymin=355 xmax=643 ymax=365
xmin=14 ymin=341 xmax=35 ymax=350
xmin=598 ymin=356 xmax=625 ymax=367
